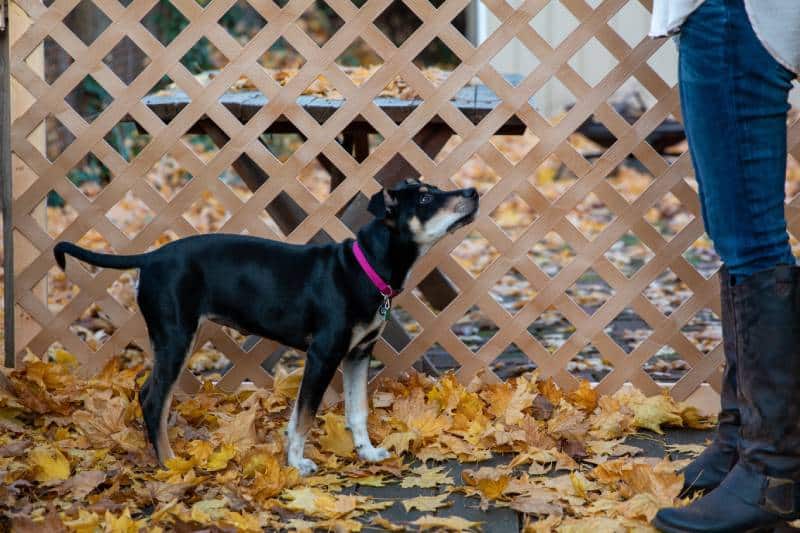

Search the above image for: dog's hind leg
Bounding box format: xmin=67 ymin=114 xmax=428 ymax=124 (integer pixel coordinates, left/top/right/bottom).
xmin=287 ymin=334 xmax=345 ymax=475
xmin=343 ymin=349 xmax=389 ymax=463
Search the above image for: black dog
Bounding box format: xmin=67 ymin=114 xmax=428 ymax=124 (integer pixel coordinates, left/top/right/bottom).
xmin=54 ymin=179 xmax=478 ymax=474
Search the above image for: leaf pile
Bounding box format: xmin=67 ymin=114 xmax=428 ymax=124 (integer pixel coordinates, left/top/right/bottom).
xmin=0 ymin=352 xmax=715 ymax=531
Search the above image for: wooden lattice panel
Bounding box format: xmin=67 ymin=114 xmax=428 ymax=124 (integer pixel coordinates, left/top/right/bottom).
xmin=7 ymin=0 xmax=800 ymax=400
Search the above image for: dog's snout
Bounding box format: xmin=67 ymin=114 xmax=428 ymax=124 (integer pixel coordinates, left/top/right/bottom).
xmin=461 ymin=187 xmax=478 ymax=199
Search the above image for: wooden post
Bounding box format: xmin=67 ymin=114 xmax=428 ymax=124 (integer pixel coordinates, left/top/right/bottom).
xmin=1 ymin=0 xmax=12 ymax=366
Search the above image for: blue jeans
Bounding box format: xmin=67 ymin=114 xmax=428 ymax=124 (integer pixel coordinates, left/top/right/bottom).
xmin=679 ymin=0 xmax=796 ymax=280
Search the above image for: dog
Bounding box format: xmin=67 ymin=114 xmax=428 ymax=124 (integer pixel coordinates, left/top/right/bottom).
xmin=54 ymin=179 xmax=478 ymax=475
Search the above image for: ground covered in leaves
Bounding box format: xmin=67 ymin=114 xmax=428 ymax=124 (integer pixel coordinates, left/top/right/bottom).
xmin=0 ymin=351 xmax=719 ymax=531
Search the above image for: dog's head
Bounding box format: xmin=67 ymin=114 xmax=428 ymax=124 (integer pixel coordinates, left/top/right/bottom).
xmin=368 ymin=178 xmax=479 ymax=249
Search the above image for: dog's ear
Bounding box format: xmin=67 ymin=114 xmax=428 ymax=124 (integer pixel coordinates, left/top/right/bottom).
xmin=368 ymin=189 xmax=397 ymax=220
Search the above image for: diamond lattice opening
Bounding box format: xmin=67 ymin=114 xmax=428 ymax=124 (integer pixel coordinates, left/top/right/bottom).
xmin=412 ymin=269 xmax=459 ymax=315
xmin=224 ymin=76 xmax=261 ymax=124
xmin=413 ymin=116 xmax=458 ymax=157
xmin=33 ymin=267 xmax=80 ymax=314
xmin=106 ymin=191 xmax=156 ymax=239
xmin=490 ymin=38 xmax=539 ymax=83
xmin=266 ymin=192 xmax=307 ymax=236
xmin=608 ymin=0 xmax=650 ymax=48
xmin=145 ymin=154 xmax=193 ymax=202
xmin=299 ymin=0 xmax=344 ymax=47
xmin=604 ymin=231 xmax=654 ymax=278
xmin=528 ymin=231 xmax=576 ymax=278
xmin=63 ymin=0 xmax=111 ymax=46
xmin=38 ymin=37 xmax=73 ymax=85
xmin=452 ymin=306 xmax=498 ymax=353
xmin=451 ymin=231 xmax=499 ymax=277
xmin=643 ymin=269 xmax=693 ymax=317
xmin=29 ymin=115 xmax=74 ymax=163
xmin=181 ymin=38 xmax=229 ymax=81
xmin=336 ymin=38 xmax=383 ymax=85
xmin=393 ymin=304 xmax=422 ymax=340
xmin=682 ymin=235 xmax=721 ymax=279
xmin=104 ymin=118 xmax=151 ymax=163
xmin=107 ymin=269 xmax=139 ymax=312
xmin=189 ymin=341 xmax=233 ymax=380
xmin=183 ymin=191 xmax=232 ymax=233
xmin=647 ymin=42 xmax=679 ymax=87
xmin=490 ymin=193 xmax=536 ymax=240
xmin=491 ymin=122 xmax=539 ymax=167
xmin=643 ymin=345 xmax=690 ymax=384
xmin=604 ymin=307 xmax=652 ymax=354
xmin=608 ymin=157 xmax=655 ymax=204
xmin=141 ymin=0 xmax=189 ymax=46
xmin=529 ymin=0 xmax=579 ymax=49
xmin=103 ymin=37 xmax=150 ymax=85
xmin=260 ymin=120 xmax=306 ymax=163
xmin=183 ymin=125 xmax=228 ymax=163
xmin=528 ymin=306 xmax=574 ymax=353
xmin=297 ymin=159 xmax=342 ymax=203
xmin=260 ymin=37 xmax=307 ymax=79
xmin=531 ymin=154 xmax=576 ymax=201
xmin=65 ymin=75 xmax=113 ymax=123
xmin=567 ymin=269 xmax=615 ymax=315
xmin=533 ymin=77 xmax=574 ymax=125
xmin=414 ymin=38 xmax=460 ymax=86
xmin=67 ymin=153 xmax=112 ymax=201
xmin=568 ymin=343 xmax=612 ymax=382
xmin=646 ymin=192 xmax=695 ymax=241
xmin=681 ymin=308 xmax=722 ymax=355
xmin=219 ymin=0 xmax=267 ymax=43
xmin=567 ymin=192 xmax=616 ymax=240
xmin=414 ymin=343 xmax=461 ymax=377
xmin=491 ymin=343 xmax=537 ymax=381
xmin=568 ymin=38 xmax=618 ymax=87
xmin=375 ymin=0 xmax=422 ymax=47
xmin=451 ymin=154 xmax=500 ymax=196
xmin=32 ymin=190 xmax=76 ymax=239
xmin=490 ymin=268 xmax=536 ymax=315
xmin=70 ymin=303 xmax=117 ymax=352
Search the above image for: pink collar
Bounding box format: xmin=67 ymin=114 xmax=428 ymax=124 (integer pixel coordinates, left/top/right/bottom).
xmin=352 ymin=241 xmax=400 ymax=298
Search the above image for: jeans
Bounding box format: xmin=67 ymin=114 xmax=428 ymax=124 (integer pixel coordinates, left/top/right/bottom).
xmin=679 ymin=0 xmax=796 ymax=280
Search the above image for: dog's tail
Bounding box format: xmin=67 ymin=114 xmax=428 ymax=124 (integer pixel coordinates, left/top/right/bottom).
xmin=54 ymin=242 xmax=150 ymax=271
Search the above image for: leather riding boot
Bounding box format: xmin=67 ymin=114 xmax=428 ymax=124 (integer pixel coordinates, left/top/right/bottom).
xmin=654 ymin=266 xmax=800 ymax=532
xmin=680 ymin=266 xmax=739 ymax=494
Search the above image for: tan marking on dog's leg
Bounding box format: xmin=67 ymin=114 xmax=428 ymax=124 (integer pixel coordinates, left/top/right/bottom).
xmin=155 ymin=330 xmax=197 ymax=465
xmin=343 ymin=356 xmax=389 ymax=462
xmin=286 ymin=397 xmax=318 ymax=475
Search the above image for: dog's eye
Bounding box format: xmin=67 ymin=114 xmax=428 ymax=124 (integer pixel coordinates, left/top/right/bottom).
xmin=419 ymin=194 xmax=433 ymax=205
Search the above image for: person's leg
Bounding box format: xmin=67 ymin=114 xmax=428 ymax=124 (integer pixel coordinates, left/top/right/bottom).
xmin=678 ymin=0 xmax=795 ymax=280
xmin=654 ymin=1 xmax=800 ymax=530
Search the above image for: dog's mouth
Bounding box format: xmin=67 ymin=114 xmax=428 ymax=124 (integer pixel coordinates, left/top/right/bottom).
xmin=446 ymin=205 xmax=478 ymax=233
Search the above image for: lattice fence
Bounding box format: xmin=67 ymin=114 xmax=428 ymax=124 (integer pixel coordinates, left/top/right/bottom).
xmin=6 ymin=0 xmax=800 ymax=402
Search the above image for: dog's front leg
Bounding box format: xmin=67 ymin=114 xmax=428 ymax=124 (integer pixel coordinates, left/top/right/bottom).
xmin=343 ymin=348 xmax=390 ymax=463
xmin=287 ymin=337 xmax=344 ymax=476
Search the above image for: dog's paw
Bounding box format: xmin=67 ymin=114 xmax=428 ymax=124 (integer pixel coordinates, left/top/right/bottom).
xmin=358 ymin=446 xmax=390 ymax=463
xmin=290 ymin=457 xmax=318 ymax=476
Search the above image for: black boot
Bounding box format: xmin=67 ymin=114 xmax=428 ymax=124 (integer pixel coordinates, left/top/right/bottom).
xmin=654 ymin=266 xmax=800 ymax=532
xmin=680 ymin=266 xmax=739 ymax=494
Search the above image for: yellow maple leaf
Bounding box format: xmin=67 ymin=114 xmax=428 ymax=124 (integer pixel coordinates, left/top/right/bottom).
xmin=184 ymin=440 xmax=214 ymax=464
xmin=567 ymin=380 xmax=599 ymax=412
xmin=400 ymin=464 xmax=454 ymax=488
xmin=402 ymin=493 xmax=451 ymax=512
xmin=104 ymin=508 xmax=146 ymax=533
xmin=63 ymin=509 xmax=101 ymax=533
xmin=411 ymin=515 xmax=481 ymax=531
xmin=462 ymin=467 xmax=511 ymax=500
xmin=631 ymin=393 xmax=684 ymax=434
xmin=317 ymin=412 xmax=355 ymax=458
xmin=28 ymin=445 xmax=70 ymax=482
xmin=205 ymin=443 xmax=236 ymax=471
xmin=379 ymin=431 xmax=416 ymax=455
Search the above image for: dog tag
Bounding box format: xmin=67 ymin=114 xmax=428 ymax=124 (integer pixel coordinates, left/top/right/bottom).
xmin=379 ymin=297 xmax=392 ymax=321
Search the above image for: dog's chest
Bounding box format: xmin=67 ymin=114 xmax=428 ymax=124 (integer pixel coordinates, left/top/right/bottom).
xmin=348 ymin=310 xmax=387 ymax=352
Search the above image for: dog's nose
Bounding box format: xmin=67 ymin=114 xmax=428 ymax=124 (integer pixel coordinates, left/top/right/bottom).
xmin=461 ymin=188 xmax=478 ymax=199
